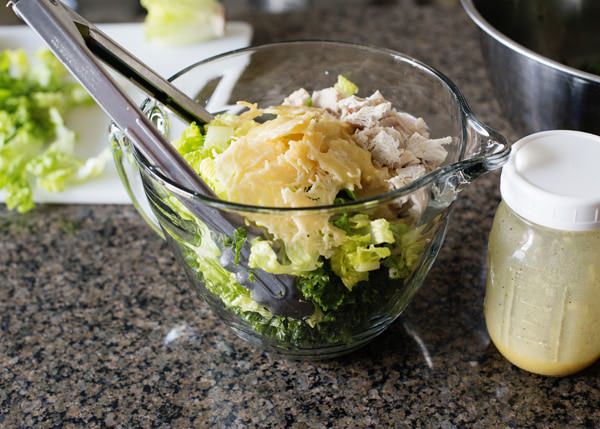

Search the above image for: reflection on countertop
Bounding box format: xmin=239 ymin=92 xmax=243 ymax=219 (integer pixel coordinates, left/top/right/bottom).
xmin=1 ymin=0 xmax=599 ymax=427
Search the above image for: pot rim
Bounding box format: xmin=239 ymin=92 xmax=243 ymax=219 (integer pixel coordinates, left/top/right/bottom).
xmin=461 ymin=0 xmax=600 ymax=85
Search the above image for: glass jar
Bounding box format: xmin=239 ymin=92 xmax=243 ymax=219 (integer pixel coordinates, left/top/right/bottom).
xmin=485 ymin=130 xmax=600 ymax=376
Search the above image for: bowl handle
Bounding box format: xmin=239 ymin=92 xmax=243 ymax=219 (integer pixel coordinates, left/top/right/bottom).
xmin=461 ymin=115 xmax=511 ymax=181
xmin=109 ymin=123 xmax=166 ymax=240
xmin=429 ymin=117 xmax=510 ymax=210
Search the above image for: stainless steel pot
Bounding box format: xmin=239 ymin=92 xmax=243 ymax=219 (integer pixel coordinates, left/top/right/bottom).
xmin=462 ymin=0 xmax=600 ymax=137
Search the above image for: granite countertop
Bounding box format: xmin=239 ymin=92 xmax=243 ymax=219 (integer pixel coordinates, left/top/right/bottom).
xmin=1 ymin=1 xmax=599 ymax=427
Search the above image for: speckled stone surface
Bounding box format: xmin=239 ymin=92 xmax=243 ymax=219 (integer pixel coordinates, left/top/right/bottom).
xmin=2 ymin=1 xmax=600 ymax=428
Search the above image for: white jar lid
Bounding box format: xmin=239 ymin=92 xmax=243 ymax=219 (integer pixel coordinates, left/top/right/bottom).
xmin=500 ymin=130 xmax=600 ymax=231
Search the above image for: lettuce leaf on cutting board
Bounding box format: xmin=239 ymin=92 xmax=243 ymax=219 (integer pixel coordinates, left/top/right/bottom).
xmin=0 ymin=49 xmax=109 ymax=212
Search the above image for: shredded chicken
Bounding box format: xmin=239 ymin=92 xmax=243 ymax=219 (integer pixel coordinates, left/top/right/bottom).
xmin=311 ymin=87 xmax=340 ymax=112
xmin=380 ymin=111 xmax=429 ymax=139
xmin=316 ymin=87 xmax=450 ymax=181
xmin=283 ymin=88 xmax=311 ymax=107
xmin=283 ymin=81 xmax=452 ymax=218
xmin=387 ymin=165 xmax=427 ymax=189
xmin=406 ymin=133 xmax=452 ymax=166
xmin=354 ymin=127 xmax=404 ymax=168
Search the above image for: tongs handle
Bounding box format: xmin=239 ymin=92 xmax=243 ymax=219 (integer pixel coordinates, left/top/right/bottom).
xmin=9 ymin=0 xmax=213 ymax=197
xmin=77 ymin=23 xmax=214 ymax=125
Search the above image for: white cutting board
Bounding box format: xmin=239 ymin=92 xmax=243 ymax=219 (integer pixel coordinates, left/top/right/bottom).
xmin=0 ymin=22 xmax=252 ymax=205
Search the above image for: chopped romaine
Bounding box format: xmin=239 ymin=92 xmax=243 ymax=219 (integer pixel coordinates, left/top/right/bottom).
xmin=331 ymin=234 xmax=391 ymax=289
xmin=334 ymin=75 xmax=359 ymax=98
xmin=297 ymin=266 xmax=348 ymax=312
xmin=223 ymin=226 xmax=247 ymax=264
xmin=370 ymin=218 xmax=395 ymax=244
xmin=0 ymin=49 xmax=106 ymax=213
xmin=248 ymin=239 xmax=321 ymax=275
xmin=204 ymin=124 xmax=234 ymax=153
xmin=333 ymin=188 xmax=357 ymax=204
xmin=26 ymin=108 xmax=110 ymax=192
xmin=140 ymin=0 xmax=224 ymax=46
xmin=383 ymin=223 xmax=428 ymax=279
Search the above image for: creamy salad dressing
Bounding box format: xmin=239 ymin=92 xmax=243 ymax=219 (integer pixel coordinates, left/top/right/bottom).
xmin=486 ymin=202 xmax=600 ymax=376
xmin=486 ymin=131 xmax=600 ymax=376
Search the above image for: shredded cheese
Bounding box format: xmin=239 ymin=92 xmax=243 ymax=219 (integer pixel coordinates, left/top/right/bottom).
xmin=211 ymin=104 xmax=391 ymax=260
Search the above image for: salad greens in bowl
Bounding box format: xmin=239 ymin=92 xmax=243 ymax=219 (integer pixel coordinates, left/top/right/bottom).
xmin=110 ymin=41 xmax=509 ymax=359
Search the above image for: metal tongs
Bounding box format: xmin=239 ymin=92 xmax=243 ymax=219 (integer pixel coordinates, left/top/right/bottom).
xmin=9 ymin=0 xmax=314 ymax=318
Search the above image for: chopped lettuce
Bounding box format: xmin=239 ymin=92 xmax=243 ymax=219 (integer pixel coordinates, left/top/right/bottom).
xmin=180 ymin=223 xmax=272 ymax=321
xmin=141 ymin=0 xmax=224 ymax=46
xmin=334 ymin=75 xmax=359 ymax=98
xmin=180 ymin=227 xmax=402 ymax=346
xmin=173 ymin=212 xmax=328 ymax=343
xmin=330 ymin=235 xmax=390 ymax=289
xmin=297 ymin=265 xmax=348 ymax=312
xmin=173 ymin=111 xmax=259 ymax=200
xmin=383 ymin=223 xmax=428 ymax=279
xmin=168 ymin=193 xmax=430 ymax=346
xmin=26 ymin=108 xmax=111 ymax=192
xmin=329 ymin=214 xmax=396 ymax=289
xmin=332 ymin=212 xmax=369 ymax=234
xmin=370 ymin=218 xmax=395 ymax=244
xmin=172 ymin=122 xmax=205 ymax=157
xmin=247 ymin=214 xmax=397 ymax=289
xmin=332 ymin=213 xmax=352 ymax=232
xmin=205 ymin=124 xmax=234 ymax=153
xmin=173 ymin=121 xmax=227 ymax=198
xmin=223 ymin=226 xmax=247 ymax=264
xmin=333 ymin=188 xmax=357 ymax=205
xmin=248 ymin=238 xmax=321 ymax=275
xmin=0 ymin=49 xmax=106 ymax=212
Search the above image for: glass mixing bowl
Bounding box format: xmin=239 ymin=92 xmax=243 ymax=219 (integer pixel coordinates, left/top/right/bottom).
xmin=109 ymin=41 xmax=509 ymax=359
